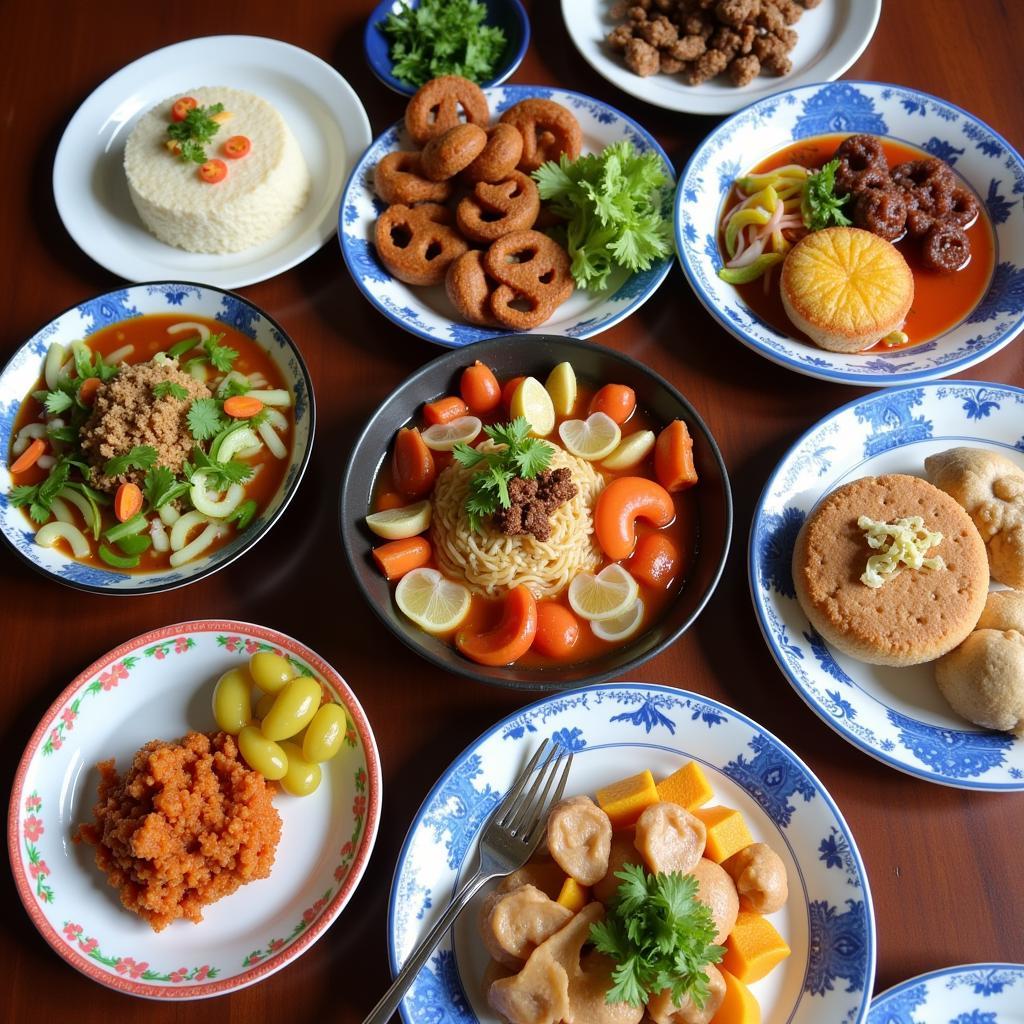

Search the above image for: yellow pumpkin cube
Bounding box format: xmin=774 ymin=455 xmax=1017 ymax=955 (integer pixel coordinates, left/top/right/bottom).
xmin=656 ymin=760 xmax=714 ymax=810
xmin=694 ymin=805 xmax=754 ymax=863
xmin=596 ymin=770 xmax=661 ymax=829
xmin=711 ymin=968 xmax=762 ymax=1024
xmin=556 ymin=876 xmax=589 ymax=913
xmin=722 ymin=912 xmax=791 ymax=984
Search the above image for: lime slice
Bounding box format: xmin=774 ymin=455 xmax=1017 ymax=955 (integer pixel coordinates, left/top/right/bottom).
xmin=558 ymin=413 xmax=622 ymax=461
xmin=421 ymin=416 xmax=483 ymax=452
xmin=510 ymin=377 xmax=556 ymax=437
xmin=545 ymin=362 xmax=577 ymax=417
xmin=365 ymin=500 xmax=432 ymax=540
xmin=395 ymin=568 xmax=471 ymax=634
xmin=568 ymin=563 xmax=639 ymax=621
xmin=591 ymin=598 xmax=645 ymax=641
xmin=602 ymin=430 xmax=656 ymax=471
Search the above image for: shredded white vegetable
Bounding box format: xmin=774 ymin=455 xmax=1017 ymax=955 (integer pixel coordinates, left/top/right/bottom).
xmin=12 ymin=423 xmax=46 ymax=455
xmin=49 ymin=496 xmax=73 ymax=524
xmin=170 ymin=509 xmax=209 ymax=551
xmin=217 ymin=371 xmax=250 ymax=397
xmin=166 ymin=321 xmax=211 ymax=341
xmin=105 ymin=344 xmax=134 ymax=365
xmin=264 ymin=408 xmax=288 ymax=432
xmin=170 ymin=523 xmax=220 ymax=567
xmin=36 ymin=521 xmax=90 ymax=557
xmin=36 ymin=454 xmax=56 ymax=470
xmin=246 ymin=389 xmax=291 ymax=407
xmin=44 ymin=343 xmax=66 ymax=390
xmin=150 ymin=518 xmax=170 ymax=553
xmin=858 ymin=515 xmax=946 ymax=588
xmin=257 ymin=419 xmax=286 ymax=458
xmin=189 ymin=362 xmax=209 ymax=383
xmin=159 ymin=504 xmax=181 ymax=526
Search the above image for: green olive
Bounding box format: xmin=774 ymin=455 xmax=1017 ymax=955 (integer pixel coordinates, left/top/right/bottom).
xmin=261 ymin=677 xmax=322 ymax=741
xmin=302 ymin=704 xmax=348 ymax=763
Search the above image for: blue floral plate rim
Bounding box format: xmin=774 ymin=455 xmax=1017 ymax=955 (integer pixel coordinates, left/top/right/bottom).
xmin=868 ymin=962 xmax=1024 ymax=1023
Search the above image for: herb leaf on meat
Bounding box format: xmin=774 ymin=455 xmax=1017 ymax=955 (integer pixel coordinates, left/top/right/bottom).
xmin=103 ymin=445 xmax=158 ymax=478
xmin=801 ymin=158 xmax=853 ymax=231
xmin=187 ymin=397 xmax=227 ymax=441
xmin=72 ymin=344 xmax=119 ymax=382
xmin=152 ymin=381 xmax=189 ymax=401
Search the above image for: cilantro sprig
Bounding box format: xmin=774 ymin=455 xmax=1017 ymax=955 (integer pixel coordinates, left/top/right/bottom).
xmin=166 ymin=103 xmax=225 ymax=164
xmin=187 ymin=397 xmax=227 ymax=441
xmin=186 ymin=447 xmax=253 ymax=491
xmin=801 ymin=158 xmax=853 ymax=231
xmin=10 ymin=457 xmax=72 ymax=523
xmin=153 ymin=381 xmax=189 ymax=401
xmin=104 ymin=445 xmax=158 ymax=478
xmin=589 ymin=864 xmax=725 ymax=1009
xmin=451 ymin=418 xmax=553 ymax=532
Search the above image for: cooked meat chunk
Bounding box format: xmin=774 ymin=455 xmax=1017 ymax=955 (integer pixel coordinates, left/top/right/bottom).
xmin=729 ymin=53 xmax=760 ymax=86
xmin=624 ymin=37 xmax=662 ymax=75
xmin=639 ymin=14 xmax=679 ymax=46
xmin=709 ymin=26 xmax=742 ymax=60
xmin=494 ymin=468 xmax=578 ymax=540
xmin=715 ymin=0 xmax=757 ymax=29
xmin=685 ymin=47 xmax=730 ymax=84
xmin=568 ymin=951 xmax=645 ymax=1024
xmin=545 ymin=795 xmax=612 ymax=886
xmin=480 ymin=884 xmax=574 ymax=970
xmin=634 ymin=802 xmax=707 ymax=874
xmin=922 ymin=222 xmax=971 ymax=273
xmin=498 ymin=858 xmax=568 ymax=900
xmin=853 ymin=187 xmax=908 ymax=241
xmin=669 ymin=34 xmax=708 ymax=60
xmin=660 ymin=54 xmax=686 ymax=73
xmin=607 ymin=23 xmax=635 ymax=49
xmin=691 ymin=858 xmax=740 ymax=944
xmin=723 ymin=842 xmax=789 ymax=914
xmin=592 ymin=830 xmax=643 ymax=905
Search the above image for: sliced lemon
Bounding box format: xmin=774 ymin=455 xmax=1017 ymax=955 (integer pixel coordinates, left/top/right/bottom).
xmin=558 ymin=412 xmax=622 ymax=461
xmin=568 ymin=563 xmax=639 ymax=621
xmin=591 ymin=597 xmax=645 ymax=642
xmin=395 ymin=568 xmax=471 ymax=634
xmin=365 ymin=500 xmax=432 ymax=540
xmin=421 ymin=416 xmax=483 ymax=452
xmin=510 ymin=377 xmax=556 ymax=437
xmin=602 ymin=430 xmax=656 ymax=471
xmin=545 ymin=361 xmax=577 ymax=417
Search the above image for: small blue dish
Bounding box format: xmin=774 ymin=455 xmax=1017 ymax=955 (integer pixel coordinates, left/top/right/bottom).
xmin=364 ymin=0 xmax=530 ymax=97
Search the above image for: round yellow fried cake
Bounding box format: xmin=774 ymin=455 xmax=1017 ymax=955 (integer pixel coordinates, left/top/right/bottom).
xmin=792 ymin=474 xmax=989 ymax=666
xmin=781 ymin=227 xmax=914 ymax=353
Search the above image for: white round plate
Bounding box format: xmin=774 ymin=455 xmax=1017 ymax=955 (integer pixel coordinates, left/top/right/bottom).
xmin=750 ymin=381 xmax=1024 ymax=790
xmin=52 ymin=35 xmax=371 ymax=289
xmin=388 ymin=683 xmax=875 ymax=1024
xmin=339 ymin=85 xmax=674 ymax=347
xmin=869 ymin=963 xmax=1024 ymax=1024
xmin=561 ymin=0 xmax=880 ymax=116
xmin=8 ymin=621 xmax=382 ymax=999
xmin=676 ymin=81 xmax=1024 ymax=386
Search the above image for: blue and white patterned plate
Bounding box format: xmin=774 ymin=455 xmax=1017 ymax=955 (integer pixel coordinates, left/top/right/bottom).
xmin=750 ymin=381 xmax=1024 ymax=790
xmin=0 ymin=283 xmax=315 ymax=595
xmin=675 ymin=81 xmax=1024 ymax=386
xmin=388 ymin=683 xmax=876 ymax=1024
xmin=869 ymin=963 xmax=1024 ymax=1024
xmin=338 ymin=85 xmax=675 ymax=347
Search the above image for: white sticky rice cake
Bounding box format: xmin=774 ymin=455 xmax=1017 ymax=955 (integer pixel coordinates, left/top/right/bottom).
xmin=124 ymin=86 xmax=311 ymax=254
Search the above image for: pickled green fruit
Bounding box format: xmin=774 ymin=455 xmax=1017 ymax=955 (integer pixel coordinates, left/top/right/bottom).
xmin=249 ymin=651 xmax=295 ymax=693
xmin=238 ymin=725 xmax=288 ymax=780
xmin=261 ymin=677 xmax=322 ymax=741
xmin=302 ymin=704 xmax=348 ymax=763
xmin=212 ymin=668 xmax=253 ymax=735
xmin=254 ymin=690 xmax=276 ymax=719
xmin=279 ymin=741 xmax=322 ymax=797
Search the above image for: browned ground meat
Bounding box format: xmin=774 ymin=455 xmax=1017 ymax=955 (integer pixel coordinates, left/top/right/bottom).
xmin=687 ymin=46 xmax=731 ymax=83
xmin=494 ymin=469 xmax=577 ymax=541
xmin=639 ymin=14 xmax=678 ymax=46
xmin=80 ymin=360 xmax=211 ymax=492
xmin=624 ymin=37 xmax=661 ymax=75
xmin=669 ymin=34 xmax=707 ymax=60
xmin=922 ymin=222 xmax=971 ymax=273
xmin=729 ymin=53 xmax=761 ymax=86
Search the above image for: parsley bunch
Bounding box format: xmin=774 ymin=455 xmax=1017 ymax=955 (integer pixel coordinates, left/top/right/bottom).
xmin=166 ymin=103 xmax=225 ymax=164
xmin=801 ymin=158 xmax=853 ymax=231
xmin=381 ymin=0 xmax=506 ymax=88
xmin=589 ymin=864 xmax=724 ymax=1009
xmin=451 ymin=418 xmax=552 ymax=532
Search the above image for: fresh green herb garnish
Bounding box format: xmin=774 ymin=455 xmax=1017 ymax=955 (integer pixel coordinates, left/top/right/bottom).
xmin=72 ymin=344 xmax=119 ymax=382
xmin=10 ymin=458 xmax=72 ymax=523
xmin=227 ymin=499 xmax=258 ymax=530
xmin=381 ymin=0 xmax=506 ymax=88
xmin=142 ymin=465 xmax=188 ymax=510
xmin=166 ymin=103 xmax=225 ymax=164
xmin=533 ymin=141 xmax=674 ymax=292
xmin=47 ymin=424 xmax=78 ymax=445
xmin=152 ymin=381 xmax=189 ymax=401
xmin=589 ymin=863 xmax=725 ymax=1010
xmin=222 ymin=376 xmax=251 ymax=398
xmin=451 ymin=418 xmax=553 ymax=532
xmin=203 ymin=333 xmax=237 ymax=372
xmin=801 ymin=158 xmax=853 ymax=231
xmin=103 ymin=445 xmax=158 ymax=478
xmin=187 ymin=397 xmax=227 ymax=441
xmin=186 ymin=448 xmax=254 ymax=491
xmin=43 ymin=389 xmax=74 ymax=415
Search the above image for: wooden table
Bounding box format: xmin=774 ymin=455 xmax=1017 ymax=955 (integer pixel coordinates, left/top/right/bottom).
xmin=2 ymin=1 xmax=1022 ymax=1019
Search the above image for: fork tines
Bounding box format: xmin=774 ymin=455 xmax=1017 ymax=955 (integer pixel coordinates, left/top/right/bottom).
xmin=497 ymin=740 xmax=573 ymax=846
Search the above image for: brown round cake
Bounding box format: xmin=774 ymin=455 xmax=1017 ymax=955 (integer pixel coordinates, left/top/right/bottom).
xmin=792 ymin=474 xmax=989 ymax=666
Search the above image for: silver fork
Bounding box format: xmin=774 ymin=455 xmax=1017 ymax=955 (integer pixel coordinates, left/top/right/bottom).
xmin=362 ymin=740 xmax=573 ymax=1024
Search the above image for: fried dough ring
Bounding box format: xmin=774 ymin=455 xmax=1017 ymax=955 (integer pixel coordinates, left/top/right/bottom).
xmin=374 ymin=203 xmax=469 ymax=286
xmin=462 ymin=123 xmax=525 ymax=183
xmin=499 ymin=99 xmax=583 ymax=173
xmin=483 ymin=229 xmax=574 ymax=329
xmin=405 ymin=75 xmax=490 ymax=146
xmin=446 ymin=250 xmax=499 ymax=326
xmin=456 ymin=172 xmax=541 ymax=243
xmin=373 ymin=151 xmax=453 ymax=205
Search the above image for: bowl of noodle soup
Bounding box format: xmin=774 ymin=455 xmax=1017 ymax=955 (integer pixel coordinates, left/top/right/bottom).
xmin=340 ymin=336 xmax=732 ymax=690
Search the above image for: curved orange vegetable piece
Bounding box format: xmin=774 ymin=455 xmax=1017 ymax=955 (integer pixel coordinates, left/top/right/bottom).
xmin=423 ymin=395 xmax=469 ymax=426
xmin=114 ymin=482 xmax=143 ymax=523
xmin=456 ymin=585 xmax=537 ymax=666
xmin=460 ymin=361 xmax=501 ymax=414
xmin=79 ymin=377 xmax=102 ymax=405
xmin=594 ymin=477 xmax=674 ymax=560
xmin=589 ymin=383 xmax=636 ymax=425
xmin=629 ymin=532 xmax=680 ymax=589
xmin=654 ymin=420 xmax=698 ymax=493
xmin=223 ymin=395 xmax=264 ymax=418
xmin=392 ymin=427 xmax=436 ymax=499
xmin=532 ymin=602 xmax=580 ymax=659
xmin=372 ymin=536 xmax=431 ymax=580
xmin=10 ymin=438 xmax=46 ymax=475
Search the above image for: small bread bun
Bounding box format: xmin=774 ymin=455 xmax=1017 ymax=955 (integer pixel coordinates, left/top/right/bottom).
xmin=976 ymin=589 xmax=1024 ymax=632
xmin=781 ymin=227 xmax=914 ymax=353
xmin=935 ymin=629 xmax=1024 ymax=735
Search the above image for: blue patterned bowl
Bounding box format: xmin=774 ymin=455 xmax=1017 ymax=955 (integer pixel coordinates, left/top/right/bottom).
xmin=0 ymin=283 xmax=315 ymax=595
xmin=676 ymin=81 xmax=1024 ymax=386
xmin=869 ymin=963 xmax=1024 ymax=1024
xmin=388 ymin=683 xmax=876 ymax=1024
xmin=338 ymin=84 xmax=675 ymax=347
xmin=364 ymin=0 xmax=530 ymax=97
xmin=750 ymin=381 xmax=1024 ymax=789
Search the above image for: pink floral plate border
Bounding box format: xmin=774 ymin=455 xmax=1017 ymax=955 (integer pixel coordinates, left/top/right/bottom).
xmin=7 ymin=620 xmax=383 ymax=1000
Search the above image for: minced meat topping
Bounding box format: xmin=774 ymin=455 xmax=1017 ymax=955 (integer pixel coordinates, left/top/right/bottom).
xmin=494 ymin=467 xmax=577 ymax=541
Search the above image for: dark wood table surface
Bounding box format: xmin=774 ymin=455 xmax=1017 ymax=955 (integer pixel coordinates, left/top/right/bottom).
xmin=2 ymin=1 xmax=1022 ymax=1020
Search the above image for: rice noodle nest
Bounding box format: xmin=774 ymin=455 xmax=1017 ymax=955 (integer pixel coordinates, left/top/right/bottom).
xmin=431 ymin=440 xmax=604 ymax=598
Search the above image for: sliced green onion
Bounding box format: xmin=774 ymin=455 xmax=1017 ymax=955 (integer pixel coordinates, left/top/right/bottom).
xmin=57 ymin=486 xmax=100 ymax=540
xmin=99 ymin=544 xmax=140 ymax=569
xmin=717 ymin=252 xmax=784 ymax=285
xmin=168 ymin=337 xmax=204 ymax=359
xmin=116 ymin=533 xmax=152 ymax=556
xmin=103 ymin=513 xmax=148 ymax=543
xmin=229 ymin=500 xmax=257 ymax=531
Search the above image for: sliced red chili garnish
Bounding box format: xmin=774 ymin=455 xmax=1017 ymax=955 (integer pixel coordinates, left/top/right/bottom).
xmin=222 ymin=135 xmax=252 ymax=159
xmin=198 ymin=159 xmax=227 ymax=184
xmin=171 ymin=96 xmax=197 ymax=122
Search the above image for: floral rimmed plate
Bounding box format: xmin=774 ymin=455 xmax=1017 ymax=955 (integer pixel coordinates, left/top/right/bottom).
xmin=388 ymin=683 xmax=876 ymax=1024
xmin=750 ymin=381 xmax=1024 ymax=790
xmin=338 ymin=84 xmax=675 ymax=347
xmin=868 ymin=963 xmax=1024 ymax=1023
xmin=8 ymin=621 xmax=381 ymax=1000
xmin=675 ymin=81 xmax=1024 ymax=385
xmin=52 ymin=35 xmax=372 ymax=289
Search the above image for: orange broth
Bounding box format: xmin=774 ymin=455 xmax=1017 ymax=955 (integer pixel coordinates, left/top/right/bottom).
xmin=10 ymin=313 xmax=292 ymax=571
xmin=372 ymin=380 xmax=698 ymax=670
xmin=722 ymin=134 xmax=995 ymax=352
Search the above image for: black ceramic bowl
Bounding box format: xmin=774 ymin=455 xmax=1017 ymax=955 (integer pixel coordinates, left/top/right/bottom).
xmin=340 ymin=336 xmax=732 ymax=691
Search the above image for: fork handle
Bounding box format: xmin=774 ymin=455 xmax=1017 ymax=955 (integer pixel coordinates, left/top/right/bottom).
xmin=362 ymin=870 xmax=495 ymax=1024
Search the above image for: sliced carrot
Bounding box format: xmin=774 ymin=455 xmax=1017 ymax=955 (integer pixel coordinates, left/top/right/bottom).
xmin=10 ymin=438 xmax=46 ymax=475
xmin=629 ymin=532 xmax=680 ymax=589
xmin=392 ymin=427 xmax=436 ymax=499
xmin=375 ymin=491 xmax=406 ymax=512
xmin=456 ymin=586 xmax=537 ymax=666
xmin=589 ymin=384 xmax=636 ymax=425
xmin=532 ymin=602 xmax=580 ymax=659
xmin=654 ymin=420 xmax=699 ymax=492
xmin=372 ymin=536 xmax=431 ymax=580
xmin=79 ymin=377 xmax=102 ymax=405
xmin=223 ymin=395 xmax=265 ymax=419
xmin=460 ymin=361 xmax=501 ymax=414
xmin=594 ymin=477 xmax=675 ymax=561
xmin=502 ymin=376 xmax=526 ymax=412
xmin=423 ymin=396 xmax=470 ymax=426
xmin=114 ymin=482 xmax=143 ymax=523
